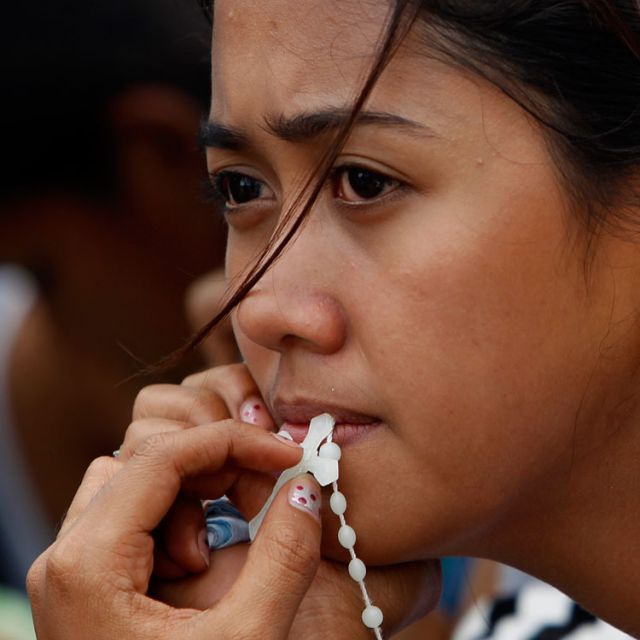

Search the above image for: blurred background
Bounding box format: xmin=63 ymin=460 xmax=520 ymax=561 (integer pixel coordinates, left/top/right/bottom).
xmin=0 ymin=1 xmax=230 ymax=635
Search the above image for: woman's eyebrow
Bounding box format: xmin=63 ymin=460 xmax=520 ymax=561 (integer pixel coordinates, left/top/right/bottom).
xmin=263 ymin=108 xmax=437 ymax=142
xmin=198 ymin=121 xmax=249 ymax=151
xmin=199 ymin=107 xmax=435 ymax=150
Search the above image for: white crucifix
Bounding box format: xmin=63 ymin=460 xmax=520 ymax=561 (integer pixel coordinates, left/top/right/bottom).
xmin=248 ymin=413 xmax=339 ymax=540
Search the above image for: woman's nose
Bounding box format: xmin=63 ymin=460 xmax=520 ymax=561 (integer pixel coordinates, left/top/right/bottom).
xmin=235 ymin=268 xmax=347 ymax=355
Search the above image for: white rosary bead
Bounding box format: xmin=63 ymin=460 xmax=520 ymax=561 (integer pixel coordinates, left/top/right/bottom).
xmin=330 ymin=491 xmax=347 ymax=515
xmin=348 ymin=558 xmax=367 ymax=581
xmin=319 ymin=441 xmax=342 ymax=461
xmin=253 ymin=415 xmax=383 ymax=638
xmin=338 ymin=524 xmax=356 ymax=549
xmin=362 ymin=605 xmax=384 ymax=629
xmin=323 ymin=420 xmax=383 ymax=638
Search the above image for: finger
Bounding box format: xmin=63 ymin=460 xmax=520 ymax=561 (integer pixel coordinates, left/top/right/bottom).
xmin=119 ymin=418 xmax=190 ymax=460
xmin=237 ymin=395 xmax=275 ymax=429
xmin=181 ymin=363 xmax=274 ymax=427
xmin=150 ymin=544 xmax=249 ymax=610
xmin=57 ymin=456 xmax=123 ymax=539
xmin=156 ymin=496 xmax=209 ymax=577
xmin=152 ymin=543 xmax=192 ymax=580
xmin=133 ymin=383 xmax=231 ymax=424
xmin=227 ymin=469 xmax=277 ymax=519
xmin=285 ymin=558 xmax=441 ymax=639
xmin=79 ymin=421 xmax=302 ymax=550
xmin=203 ymin=475 xmax=322 ymax=639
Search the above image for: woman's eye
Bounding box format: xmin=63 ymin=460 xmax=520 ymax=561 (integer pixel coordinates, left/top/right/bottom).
xmin=213 ymin=171 xmax=273 ymax=207
xmin=333 ymin=167 xmax=400 ymax=203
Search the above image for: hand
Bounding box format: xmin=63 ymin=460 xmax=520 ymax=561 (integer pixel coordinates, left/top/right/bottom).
xmin=152 ymin=543 xmax=440 ymax=639
xmin=120 ymin=364 xmax=442 ymax=637
xmin=27 ymin=421 xmax=325 ymax=640
xmin=120 ymin=364 xmax=274 ymax=578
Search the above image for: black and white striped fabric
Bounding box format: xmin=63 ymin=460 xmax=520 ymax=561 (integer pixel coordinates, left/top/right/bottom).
xmin=453 ymin=580 xmax=633 ymax=640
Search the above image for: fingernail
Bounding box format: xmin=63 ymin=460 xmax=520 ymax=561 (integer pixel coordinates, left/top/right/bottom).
xmin=239 ymin=396 xmax=272 ymax=427
xmin=198 ymin=528 xmax=210 ymax=567
xmin=288 ymin=476 xmax=321 ymax=524
xmin=270 ymin=432 xmax=301 ymax=448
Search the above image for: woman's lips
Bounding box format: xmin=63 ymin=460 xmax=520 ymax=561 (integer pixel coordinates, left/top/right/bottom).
xmin=279 ymin=421 xmax=382 ymax=446
xmin=272 ymin=400 xmax=383 ymax=445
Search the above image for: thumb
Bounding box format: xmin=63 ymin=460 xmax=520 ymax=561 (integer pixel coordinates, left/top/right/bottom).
xmin=212 ymin=475 xmax=322 ymax=639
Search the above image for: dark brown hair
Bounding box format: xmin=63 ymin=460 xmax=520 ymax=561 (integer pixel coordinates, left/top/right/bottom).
xmin=182 ymin=0 xmax=640 ymax=359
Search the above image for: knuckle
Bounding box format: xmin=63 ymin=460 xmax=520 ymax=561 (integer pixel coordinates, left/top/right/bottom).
xmin=261 ymin=522 xmax=318 ymax=584
xmin=122 ymin=419 xmax=144 ymax=444
xmin=133 ymin=431 xmax=175 ymax=462
xmin=126 ymin=417 xmax=188 ymax=442
xmin=44 ymin=545 xmax=85 ymax=594
xmin=26 ymin=552 xmax=48 ymax=601
xmin=122 ymin=419 xmax=156 ymax=449
xmin=84 ymin=455 xmax=115 ymax=477
xmin=132 ymin=384 xmax=163 ymax=418
xmin=222 ymin=362 xmax=252 ymax=380
xmin=76 ymin=456 xmax=119 ymax=489
xmin=180 ymin=368 xmax=217 ymax=387
xmin=223 ymin=363 xmax=258 ymax=392
xmin=211 ymin=419 xmax=237 ymax=445
xmin=216 ymin=418 xmax=236 ymax=433
xmin=189 ymin=394 xmax=224 ymax=423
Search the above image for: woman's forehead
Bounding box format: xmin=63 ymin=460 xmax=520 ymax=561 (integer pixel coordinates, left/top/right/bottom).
xmin=207 ymin=0 xmax=540 ymax=165
xmin=210 ymin=0 xmax=392 ymax=120
xmin=212 ymin=0 xmax=390 ymax=49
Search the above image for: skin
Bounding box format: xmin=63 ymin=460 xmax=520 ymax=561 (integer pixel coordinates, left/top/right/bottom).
xmin=29 ymin=365 xmax=440 ymax=639
xmin=27 ymin=422 xmax=330 ymax=640
xmin=204 ymin=0 xmax=640 ymax=633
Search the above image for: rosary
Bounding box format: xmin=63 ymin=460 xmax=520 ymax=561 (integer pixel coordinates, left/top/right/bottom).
xmin=248 ymin=414 xmax=384 ymax=639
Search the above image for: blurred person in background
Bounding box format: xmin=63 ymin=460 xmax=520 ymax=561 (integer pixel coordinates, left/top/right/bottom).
xmin=0 ymin=0 xmax=231 ymax=621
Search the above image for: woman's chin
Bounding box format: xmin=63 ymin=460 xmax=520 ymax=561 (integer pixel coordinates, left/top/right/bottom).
xmin=319 ymin=533 xmax=444 ymax=626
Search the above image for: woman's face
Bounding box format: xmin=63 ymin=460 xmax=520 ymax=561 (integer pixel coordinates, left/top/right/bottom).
xmin=208 ymin=0 xmax=640 ymax=565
